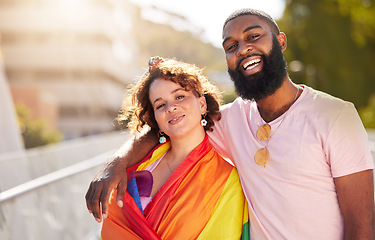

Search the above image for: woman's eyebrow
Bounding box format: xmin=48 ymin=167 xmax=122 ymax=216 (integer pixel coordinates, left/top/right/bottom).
xmin=152 ymin=88 xmax=185 ymax=104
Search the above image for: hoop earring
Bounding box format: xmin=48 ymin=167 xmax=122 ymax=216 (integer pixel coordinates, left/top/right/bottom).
xmin=159 ymin=131 xmax=167 ymax=143
xmin=201 ymin=113 xmax=207 ymax=127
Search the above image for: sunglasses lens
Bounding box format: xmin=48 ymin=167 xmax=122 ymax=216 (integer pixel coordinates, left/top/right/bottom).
xmin=256 ymin=124 xmax=271 ymax=141
xmin=254 ymin=148 xmax=269 ymax=166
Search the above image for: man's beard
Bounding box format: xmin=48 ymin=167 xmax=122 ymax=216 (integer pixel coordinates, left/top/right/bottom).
xmin=227 ymin=35 xmax=287 ymax=101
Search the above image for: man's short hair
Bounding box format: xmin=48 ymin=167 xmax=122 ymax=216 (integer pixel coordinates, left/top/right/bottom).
xmin=223 ymin=8 xmax=280 ymax=34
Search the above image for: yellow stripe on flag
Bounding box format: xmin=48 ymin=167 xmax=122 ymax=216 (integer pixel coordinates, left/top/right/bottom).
xmin=137 ymin=142 xmax=171 ymax=170
xmin=197 ymin=168 xmax=249 ymax=239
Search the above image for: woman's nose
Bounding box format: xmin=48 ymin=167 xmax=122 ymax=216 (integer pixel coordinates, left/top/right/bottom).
xmin=167 ymin=104 xmax=177 ymax=113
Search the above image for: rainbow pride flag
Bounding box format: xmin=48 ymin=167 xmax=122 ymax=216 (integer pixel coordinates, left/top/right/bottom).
xmin=101 ymin=135 xmax=249 ymax=239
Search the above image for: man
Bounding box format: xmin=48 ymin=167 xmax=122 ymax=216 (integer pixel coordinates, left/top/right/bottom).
xmin=86 ymin=9 xmax=374 ymax=239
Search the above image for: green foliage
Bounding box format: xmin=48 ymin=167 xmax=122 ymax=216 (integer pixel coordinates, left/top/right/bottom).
xmin=278 ymin=0 xmax=375 ymax=109
xmin=222 ymin=91 xmax=238 ymax=104
xmin=334 ymin=0 xmax=375 ymax=47
xmin=360 ymin=94 xmax=375 ymax=129
xmin=16 ymin=104 xmax=63 ymax=149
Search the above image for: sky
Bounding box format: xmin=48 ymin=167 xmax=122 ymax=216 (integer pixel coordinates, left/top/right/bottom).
xmin=130 ymin=0 xmax=286 ymax=47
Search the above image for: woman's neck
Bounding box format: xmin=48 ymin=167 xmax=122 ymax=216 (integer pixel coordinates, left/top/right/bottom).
xmin=168 ymin=128 xmax=206 ymax=166
xmin=149 ymin=127 xmax=205 ymax=198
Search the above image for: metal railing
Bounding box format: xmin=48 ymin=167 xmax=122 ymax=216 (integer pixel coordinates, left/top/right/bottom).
xmin=0 ymin=151 xmax=112 ymax=204
xmin=0 ymin=131 xmax=129 ymax=240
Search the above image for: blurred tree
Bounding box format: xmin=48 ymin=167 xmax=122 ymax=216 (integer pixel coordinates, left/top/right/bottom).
xmin=360 ymin=94 xmax=375 ymax=129
xmin=222 ymin=91 xmax=238 ymax=104
xmin=278 ymin=0 xmax=375 ymax=109
xmin=334 ymin=0 xmax=375 ymax=47
xmin=16 ymin=104 xmax=63 ymax=149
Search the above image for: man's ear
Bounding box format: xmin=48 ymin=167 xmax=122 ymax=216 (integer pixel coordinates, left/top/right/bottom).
xmin=277 ymin=32 xmax=287 ymax=51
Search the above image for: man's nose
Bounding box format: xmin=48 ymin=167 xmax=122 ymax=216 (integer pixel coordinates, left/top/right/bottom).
xmin=236 ymin=43 xmax=252 ymax=56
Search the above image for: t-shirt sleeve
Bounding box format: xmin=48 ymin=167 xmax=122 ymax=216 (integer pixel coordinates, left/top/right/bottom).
xmin=207 ymin=104 xmax=232 ymax=159
xmin=326 ymin=102 xmax=374 ymax=178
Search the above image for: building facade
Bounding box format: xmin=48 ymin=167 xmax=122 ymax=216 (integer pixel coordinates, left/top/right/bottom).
xmin=0 ymin=0 xmax=138 ymax=139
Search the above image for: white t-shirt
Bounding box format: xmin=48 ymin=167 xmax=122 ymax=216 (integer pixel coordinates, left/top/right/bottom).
xmin=208 ymin=85 xmax=374 ymax=240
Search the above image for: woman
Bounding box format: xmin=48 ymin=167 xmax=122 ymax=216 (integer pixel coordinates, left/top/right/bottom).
xmin=101 ymin=57 xmax=248 ymax=240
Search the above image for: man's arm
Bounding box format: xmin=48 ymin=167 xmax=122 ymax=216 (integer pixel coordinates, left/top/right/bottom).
xmin=334 ymin=169 xmax=375 ymax=240
xmin=85 ymin=129 xmax=158 ymax=222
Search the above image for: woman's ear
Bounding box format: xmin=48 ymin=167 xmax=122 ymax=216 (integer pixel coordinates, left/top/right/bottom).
xmin=199 ymin=96 xmax=207 ymax=114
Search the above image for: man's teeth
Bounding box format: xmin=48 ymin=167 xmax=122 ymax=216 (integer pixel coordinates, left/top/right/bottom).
xmin=243 ymin=59 xmax=261 ymax=70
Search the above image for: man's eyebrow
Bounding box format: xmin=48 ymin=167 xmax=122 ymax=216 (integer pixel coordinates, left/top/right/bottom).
xmin=243 ymin=25 xmax=262 ymax=33
xmin=222 ymin=25 xmax=263 ymax=46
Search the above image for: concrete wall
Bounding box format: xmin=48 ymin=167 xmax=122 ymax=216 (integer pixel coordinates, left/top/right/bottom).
xmin=0 ymin=0 xmax=139 ymax=139
xmin=0 ymin=60 xmax=24 ymax=153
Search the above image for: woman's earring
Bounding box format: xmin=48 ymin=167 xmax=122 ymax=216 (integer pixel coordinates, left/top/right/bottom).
xmin=201 ymin=113 xmax=207 ymax=127
xmin=159 ymin=131 xmax=167 ymax=143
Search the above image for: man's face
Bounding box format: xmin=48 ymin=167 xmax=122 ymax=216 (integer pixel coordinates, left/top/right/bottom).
xmin=222 ymin=15 xmax=287 ymax=101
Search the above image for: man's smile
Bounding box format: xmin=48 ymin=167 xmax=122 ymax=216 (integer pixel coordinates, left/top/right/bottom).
xmin=239 ymin=56 xmax=262 ymax=75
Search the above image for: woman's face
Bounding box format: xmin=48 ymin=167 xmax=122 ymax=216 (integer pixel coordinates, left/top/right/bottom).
xmin=149 ymin=78 xmax=206 ymax=140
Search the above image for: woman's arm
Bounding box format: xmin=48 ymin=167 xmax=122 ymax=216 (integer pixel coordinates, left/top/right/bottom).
xmin=85 ymin=129 xmax=158 ymax=222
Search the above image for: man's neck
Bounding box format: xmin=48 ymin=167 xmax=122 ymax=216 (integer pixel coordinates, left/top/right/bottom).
xmin=256 ymin=77 xmax=300 ymax=123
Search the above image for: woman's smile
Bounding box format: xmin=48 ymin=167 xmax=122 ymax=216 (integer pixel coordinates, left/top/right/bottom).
xmin=168 ymin=114 xmax=185 ymax=125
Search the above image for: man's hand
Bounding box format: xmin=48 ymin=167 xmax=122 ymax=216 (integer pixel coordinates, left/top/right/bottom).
xmin=85 ymin=155 xmax=128 ymax=223
xmin=85 ymin=129 xmax=159 ymax=222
